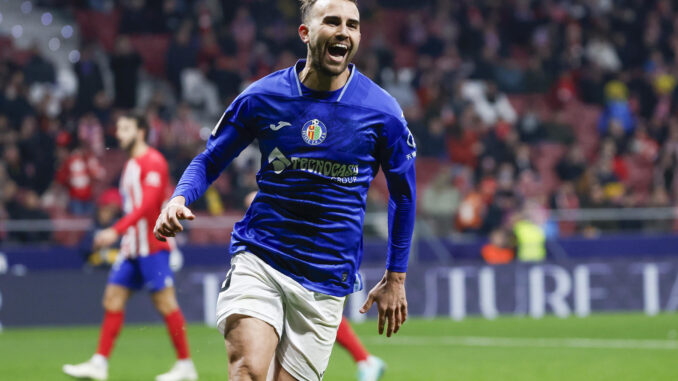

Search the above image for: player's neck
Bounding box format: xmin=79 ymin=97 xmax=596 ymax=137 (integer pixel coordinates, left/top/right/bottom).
xmin=299 ymin=61 xmax=350 ymax=92
xmin=129 ymin=141 xmax=149 ymax=159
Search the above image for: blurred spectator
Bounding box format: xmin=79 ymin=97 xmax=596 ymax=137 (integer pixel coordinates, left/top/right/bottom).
xmin=629 ymin=125 xmax=659 ymax=163
xmin=482 ymin=188 xmax=517 ymax=234
xmin=5 ymin=189 xmax=52 ymax=243
xmin=556 ymin=145 xmax=586 ymax=182
xmin=550 ymin=182 xmax=580 ymax=236
xmin=4 ymin=144 xmax=32 ymax=190
xmin=167 ymin=102 xmax=201 ymax=144
xmin=513 ymin=144 xmax=534 ymax=176
xmin=382 ymin=68 xmax=417 ymax=109
xmin=455 ymin=188 xmax=485 ymax=233
xmin=481 ymin=229 xmax=514 ymax=265
xmin=542 ymin=110 xmax=574 ymax=144
xmin=645 ymin=186 xmax=672 ymax=232
xmin=421 ymin=167 xmax=460 ymax=236
xmin=181 ymin=68 xmax=222 ymax=116
xmin=598 ymin=80 xmax=635 ymax=138
xmin=208 ymin=56 xmax=243 ymax=101
xmin=2 ymin=71 xmax=35 ymax=128
xmin=17 ymin=115 xmax=56 ymax=194
xmin=78 ymin=188 xmax=123 ymax=266
xmin=585 ymin=32 xmax=621 ymax=72
xmin=161 ymin=0 xmax=185 ymax=34
xmin=231 ymin=6 xmax=257 ymax=52
xmin=516 ymin=101 xmax=546 ymax=143
xmin=73 ymin=44 xmax=105 ymax=115
xmin=0 ymin=165 xmax=13 ymax=223
xmin=446 ymin=106 xmax=481 ymax=168
xmin=54 ymin=134 xmax=105 ymax=216
xmin=77 ymin=113 xmax=106 ymax=156
xmin=461 ymin=80 xmax=517 ymax=126
xmin=418 ymin=116 xmax=447 ymax=158
xmin=581 ymin=183 xmax=618 ymax=233
xmin=119 ymin=0 xmax=162 ymax=34
xmin=512 ymin=210 xmax=546 ymax=262
xmin=22 ymin=45 xmax=56 ymax=85
xmin=110 ymin=35 xmax=142 ymax=109
xmin=166 ymin=22 xmax=198 ymax=97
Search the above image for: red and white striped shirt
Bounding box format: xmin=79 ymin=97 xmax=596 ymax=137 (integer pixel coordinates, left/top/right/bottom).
xmin=113 ymin=147 xmax=171 ymax=258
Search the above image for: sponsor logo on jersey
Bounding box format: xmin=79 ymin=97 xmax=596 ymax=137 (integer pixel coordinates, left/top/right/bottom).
xmin=407 ymin=128 xmax=416 ymax=148
xmin=268 ymin=146 xmax=360 ymax=183
xmin=144 ymin=171 xmax=161 ymax=187
xmin=290 ymin=157 xmax=359 ymax=180
xmin=301 ymin=119 xmax=327 ymax=145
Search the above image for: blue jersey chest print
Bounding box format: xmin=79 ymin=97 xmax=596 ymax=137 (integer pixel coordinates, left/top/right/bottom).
xmin=255 ymin=99 xmax=379 ymax=189
xmin=173 ymin=62 xmax=417 ymax=297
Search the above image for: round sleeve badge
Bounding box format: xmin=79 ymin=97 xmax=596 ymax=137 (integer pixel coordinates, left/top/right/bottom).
xmin=301 ymin=119 xmax=327 ymax=145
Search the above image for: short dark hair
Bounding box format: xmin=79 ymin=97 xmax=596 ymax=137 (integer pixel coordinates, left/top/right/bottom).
xmin=299 ymin=0 xmax=358 ymax=23
xmin=126 ymin=111 xmax=149 ymax=140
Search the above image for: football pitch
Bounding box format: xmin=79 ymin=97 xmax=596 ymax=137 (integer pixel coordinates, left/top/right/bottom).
xmin=1 ymin=314 xmax=677 ymax=381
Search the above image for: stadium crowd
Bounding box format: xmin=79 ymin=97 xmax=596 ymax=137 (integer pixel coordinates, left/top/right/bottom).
xmin=2 ymin=0 xmax=678 ymax=244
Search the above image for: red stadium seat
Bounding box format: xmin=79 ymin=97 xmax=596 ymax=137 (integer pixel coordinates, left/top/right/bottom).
xmin=74 ymin=10 xmax=121 ymax=51
xmin=129 ymin=35 xmax=171 ymax=78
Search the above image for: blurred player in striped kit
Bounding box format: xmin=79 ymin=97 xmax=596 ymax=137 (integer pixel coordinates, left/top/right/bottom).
xmin=63 ymin=113 xmax=197 ymax=381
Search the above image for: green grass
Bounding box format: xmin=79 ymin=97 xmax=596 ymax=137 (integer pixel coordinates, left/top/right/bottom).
xmin=2 ymin=314 xmax=678 ymax=380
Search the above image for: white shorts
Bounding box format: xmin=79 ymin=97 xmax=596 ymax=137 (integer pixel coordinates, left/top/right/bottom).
xmin=216 ymin=252 xmax=346 ymax=381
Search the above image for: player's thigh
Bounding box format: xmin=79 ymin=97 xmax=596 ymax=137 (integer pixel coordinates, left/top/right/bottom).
xmin=277 ymin=281 xmax=345 ymax=381
xmin=150 ymin=286 xmax=179 ymax=316
xmin=138 ymin=251 xmax=175 ymax=292
xmin=224 ymin=314 xmax=279 ymax=380
xmin=271 ymin=358 xmax=297 ymax=381
xmin=102 ymin=283 xmax=132 ymax=311
xmin=216 ymin=253 xmax=285 ymax=338
xmin=108 ymin=256 xmax=144 ymax=292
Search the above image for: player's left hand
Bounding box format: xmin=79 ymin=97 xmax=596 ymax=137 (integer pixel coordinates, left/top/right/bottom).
xmin=360 ymin=271 xmax=407 ymax=337
xmin=93 ymin=228 xmax=119 ymax=251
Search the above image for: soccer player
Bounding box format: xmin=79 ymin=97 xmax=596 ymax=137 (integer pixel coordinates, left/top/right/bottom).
xmin=154 ymin=0 xmax=416 ymax=379
xmin=63 ymin=114 xmax=197 ymax=381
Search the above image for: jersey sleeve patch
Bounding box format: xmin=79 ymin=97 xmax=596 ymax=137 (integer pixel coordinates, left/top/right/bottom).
xmin=381 ymin=114 xmax=417 ymax=173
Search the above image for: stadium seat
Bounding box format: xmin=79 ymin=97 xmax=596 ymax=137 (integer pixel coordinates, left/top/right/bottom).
xmin=74 ymin=10 xmax=121 ymax=51
xmin=130 ymin=35 xmax=171 ymax=77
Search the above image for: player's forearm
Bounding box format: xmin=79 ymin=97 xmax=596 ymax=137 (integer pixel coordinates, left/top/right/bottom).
xmin=385 ymin=197 xmax=415 ymax=272
xmin=172 ymin=152 xmax=219 ymax=205
xmin=385 ymin=166 xmax=416 ymax=272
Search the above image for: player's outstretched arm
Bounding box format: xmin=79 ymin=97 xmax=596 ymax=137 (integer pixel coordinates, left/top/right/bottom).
xmin=153 ymin=196 xmax=195 ymax=242
xmin=359 ymin=271 xmax=407 ymax=337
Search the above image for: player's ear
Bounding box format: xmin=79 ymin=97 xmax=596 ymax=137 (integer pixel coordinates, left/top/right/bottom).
xmin=299 ymin=24 xmax=310 ymax=44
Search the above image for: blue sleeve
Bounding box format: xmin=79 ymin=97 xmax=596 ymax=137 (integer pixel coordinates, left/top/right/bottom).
xmin=172 ymin=96 xmax=257 ymax=205
xmin=379 ymin=113 xmax=417 ymax=273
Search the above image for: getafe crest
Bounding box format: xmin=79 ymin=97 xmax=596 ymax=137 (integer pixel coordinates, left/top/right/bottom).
xmin=301 ymin=119 xmax=327 ymax=145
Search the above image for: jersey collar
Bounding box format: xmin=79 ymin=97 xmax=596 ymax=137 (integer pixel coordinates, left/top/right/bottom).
xmin=291 ymin=60 xmax=356 ymax=102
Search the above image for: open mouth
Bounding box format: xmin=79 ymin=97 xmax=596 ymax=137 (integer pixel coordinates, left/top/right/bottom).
xmin=327 ymin=43 xmax=349 ymax=62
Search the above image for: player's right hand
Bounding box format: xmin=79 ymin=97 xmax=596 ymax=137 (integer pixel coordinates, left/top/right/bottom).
xmin=153 ymin=196 xmax=195 ymax=242
xmin=360 ymin=270 xmax=408 ymax=337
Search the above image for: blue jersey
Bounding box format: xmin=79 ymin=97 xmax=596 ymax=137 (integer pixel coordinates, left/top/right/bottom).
xmin=173 ymin=61 xmax=416 ymax=296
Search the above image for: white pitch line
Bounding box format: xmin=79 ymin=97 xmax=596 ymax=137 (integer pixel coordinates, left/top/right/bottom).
xmin=362 ymin=336 xmax=678 ymax=350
